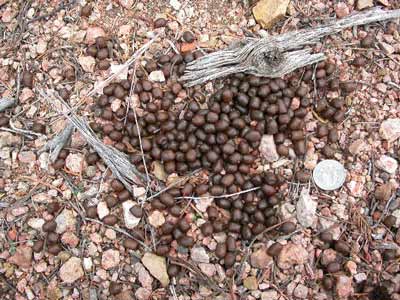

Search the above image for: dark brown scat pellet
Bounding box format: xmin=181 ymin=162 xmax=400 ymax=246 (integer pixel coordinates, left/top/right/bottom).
xmin=215 ymin=242 xmax=227 ymax=258
xmin=22 ymin=71 xmax=34 ymax=88
xmin=182 ymin=31 xmax=195 ymax=43
xmin=80 ymin=4 xmax=92 ymax=17
xmin=47 ymin=232 xmax=59 ymax=244
xmin=224 ymin=253 xmax=236 ymax=268
xmin=326 ymin=262 xmax=341 ymax=273
xmin=33 ymin=240 xmax=44 ymax=253
xmin=86 ymin=206 xmax=98 ymax=218
xmin=200 ymin=222 xmax=214 ymax=236
xmin=123 ymin=238 xmax=139 ymax=250
xmin=167 ymin=264 xmax=180 ymax=277
xmin=267 ymin=242 xmax=283 ymax=257
xmin=178 ymin=236 xmax=194 ymax=247
xmin=105 ymin=196 xmax=118 ymax=208
xmin=279 ymin=222 xmax=296 ymax=234
xmin=111 ymin=179 xmax=125 ymax=192
xmin=48 ymin=244 xmax=62 ymax=255
xmin=130 ymin=205 xmax=143 ymax=218
xmin=42 ymin=220 xmax=57 ymax=232
xmin=334 ymin=240 xmax=350 ymax=255
xmin=154 ymin=18 xmax=167 ymax=28
xmin=360 ymin=35 xmax=374 ymax=48
xmin=103 ymin=215 xmax=118 ymax=225
xmin=109 ymin=282 xmax=123 ymax=295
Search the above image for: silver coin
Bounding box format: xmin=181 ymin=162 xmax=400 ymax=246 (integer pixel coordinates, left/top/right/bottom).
xmin=313 ymin=159 xmax=347 ymax=191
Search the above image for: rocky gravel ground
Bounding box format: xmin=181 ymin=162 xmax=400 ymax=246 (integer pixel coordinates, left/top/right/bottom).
xmin=0 ymin=1 xmax=399 ymax=300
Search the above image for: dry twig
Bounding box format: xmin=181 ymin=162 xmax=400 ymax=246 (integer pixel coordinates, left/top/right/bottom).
xmin=176 ymin=186 xmax=260 ymax=200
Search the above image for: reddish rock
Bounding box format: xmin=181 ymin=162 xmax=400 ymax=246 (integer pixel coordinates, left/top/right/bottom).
xmin=135 ymin=287 xmax=151 ymax=300
xmin=198 ymin=263 xmax=216 ymax=277
xmin=101 ymin=249 xmax=120 ymax=270
xmin=277 ymin=243 xmax=308 ymax=270
xmin=118 ymin=0 xmax=135 ymax=8
xmin=250 ymin=247 xmax=273 ymax=269
xmin=61 ymin=232 xmax=80 ymax=248
xmin=348 ymin=139 xmax=367 ymax=155
xmin=18 ymin=151 xmax=36 ymax=164
xmin=0 ymin=178 xmax=5 ymax=189
xmin=320 ymin=249 xmax=338 ymax=266
xmin=85 ymin=26 xmax=106 ymax=45
xmin=65 ymin=153 xmax=85 ymax=173
xmin=347 ymin=181 xmax=363 ymax=197
xmin=335 ymin=275 xmax=354 ymax=299
xmin=180 ymin=42 xmax=196 ymax=53
xmin=375 ymin=183 xmax=392 ymax=202
xmin=293 ymin=284 xmax=308 ymax=299
xmin=9 ymin=246 xmax=32 ymax=268
xmin=335 ymin=3 xmax=350 ymax=18
xmin=380 ymin=118 xmax=400 ymax=142
xmin=135 ymin=263 xmax=153 ymax=290
xmin=376 ymin=155 xmax=398 ymax=174
xmin=78 ymin=56 xmax=96 ymax=73
xmin=7 ymin=228 xmax=17 ymax=240
xmin=59 ymin=257 xmax=84 ymax=283
xmin=260 ymin=134 xmax=279 ymax=162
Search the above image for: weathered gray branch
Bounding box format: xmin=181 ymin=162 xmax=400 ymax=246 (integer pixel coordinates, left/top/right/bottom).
xmin=39 ymin=122 xmax=74 ymax=162
xmin=182 ymin=7 xmax=400 ymax=86
xmin=0 ymin=98 xmax=15 ymax=112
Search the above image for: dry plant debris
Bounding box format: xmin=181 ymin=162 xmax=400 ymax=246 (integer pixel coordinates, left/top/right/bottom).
xmin=0 ymin=1 xmax=399 ymax=300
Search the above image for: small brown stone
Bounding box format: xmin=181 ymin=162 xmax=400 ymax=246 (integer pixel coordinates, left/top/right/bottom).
xmin=129 ymin=205 xmax=143 ymax=218
xmin=154 ymin=18 xmax=167 ymax=28
xmin=123 ymin=238 xmax=139 ymax=250
xmin=42 ymin=220 xmax=57 ymax=232
xmin=103 ymin=215 xmax=118 ymax=225
xmin=109 ymin=282 xmax=123 ymax=295
xmin=80 ymin=4 xmax=92 ymax=17
xmin=33 ymin=240 xmax=44 ymax=253
xmin=375 ymin=183 xmax=392 ymax=202
xmin=182 ymin=31 xmax=195 ymax=43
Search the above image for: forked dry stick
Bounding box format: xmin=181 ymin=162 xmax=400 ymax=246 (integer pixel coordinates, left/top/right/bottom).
xmin=39 ymin=35 xmax=161 ymax=194
xmin=40 ymin=90 xmax=146 ymax=193
xmin=181 ymin=7 xmax=400 ymax=86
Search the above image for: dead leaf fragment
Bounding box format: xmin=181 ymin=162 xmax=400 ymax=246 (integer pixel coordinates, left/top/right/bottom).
xmin=152 ymin=161 xmax=167 ymax=181
xmin=142 ymin=253 xmax=170 ymax=287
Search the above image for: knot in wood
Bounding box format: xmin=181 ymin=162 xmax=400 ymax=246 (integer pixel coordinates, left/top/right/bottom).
xmin=252 ymin=47 xmax=284 ymax=71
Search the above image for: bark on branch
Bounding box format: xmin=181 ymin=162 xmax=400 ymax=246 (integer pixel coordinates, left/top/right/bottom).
xmin=181 ymin=7 xmax=400 ymax=87
xmin=39 ymin=122 xmax=74 ymax=162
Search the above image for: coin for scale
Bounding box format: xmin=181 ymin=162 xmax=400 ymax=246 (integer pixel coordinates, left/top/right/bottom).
xmin=313 ymin=159 xmax=346 ymax=191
